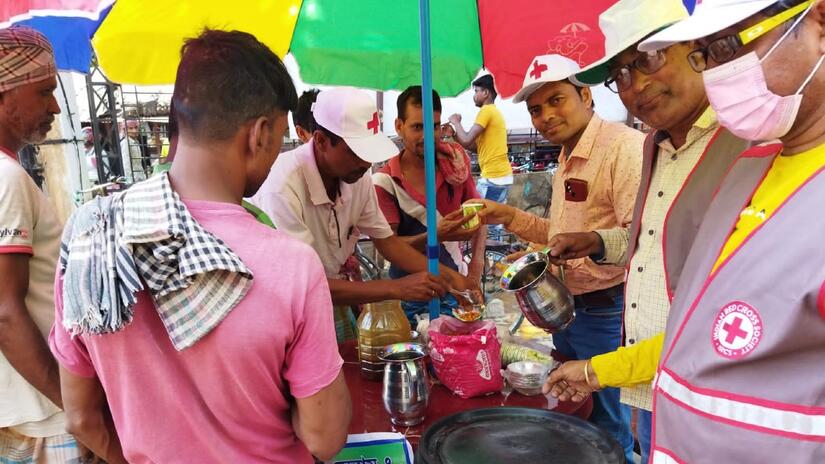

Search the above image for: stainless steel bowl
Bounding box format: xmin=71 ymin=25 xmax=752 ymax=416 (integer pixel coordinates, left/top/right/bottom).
xmin=503 ymin=360 xmax=553 ymax=396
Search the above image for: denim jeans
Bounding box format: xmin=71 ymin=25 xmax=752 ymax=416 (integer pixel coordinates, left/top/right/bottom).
xmin=476 ymin=177 xmax=511 ymax=241
xmin=477 ymin=177 xmax=511 ymax=203
xmin=552 ymin=293 xmax=635 ymax=464
xmin=637 ymin=408 xmax=652 ymax=464
xmin=400 ymin=294 xmax=459 ymax=326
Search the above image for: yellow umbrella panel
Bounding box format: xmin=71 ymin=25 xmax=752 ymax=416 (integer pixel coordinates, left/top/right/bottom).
xmin=92 ymin=0 xmax=302 ymax=85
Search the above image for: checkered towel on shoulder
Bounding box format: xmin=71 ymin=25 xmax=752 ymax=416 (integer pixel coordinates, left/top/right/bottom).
xmin=59 ymin=173 xmax=253 ymax=350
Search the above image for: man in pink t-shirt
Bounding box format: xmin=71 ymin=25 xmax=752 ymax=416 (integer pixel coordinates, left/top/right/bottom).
xmin=49 ymin=30 xmax=350 ymax=463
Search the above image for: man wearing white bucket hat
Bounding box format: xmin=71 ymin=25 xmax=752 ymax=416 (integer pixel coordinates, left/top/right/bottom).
xmin=530 ymin=0 xmax=748 ymax=461
xmin=546 ymin=0 xmax=825 ymax=461
xmin=476 ymin=53 xmax=644 ymax=462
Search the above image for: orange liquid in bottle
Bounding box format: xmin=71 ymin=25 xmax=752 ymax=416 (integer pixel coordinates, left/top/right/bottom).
xmin=357 ymin=300 xmax=412 ymax=381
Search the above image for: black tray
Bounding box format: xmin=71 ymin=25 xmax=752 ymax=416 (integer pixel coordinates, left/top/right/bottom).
xmin=416 ymin=407 xmax=624 ymax=464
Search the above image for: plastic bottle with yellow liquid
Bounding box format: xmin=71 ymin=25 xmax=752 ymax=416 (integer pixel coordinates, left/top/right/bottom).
xmin=357 ymin=300 xmax=411 ymax=381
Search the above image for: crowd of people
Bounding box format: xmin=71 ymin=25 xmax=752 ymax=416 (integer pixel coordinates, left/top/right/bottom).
xmin=1 ymin=0 xmax=824 ymax=462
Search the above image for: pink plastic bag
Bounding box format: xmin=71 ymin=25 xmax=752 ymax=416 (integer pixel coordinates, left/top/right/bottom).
xmin=428 ymin=318 xmax=503 ymax=398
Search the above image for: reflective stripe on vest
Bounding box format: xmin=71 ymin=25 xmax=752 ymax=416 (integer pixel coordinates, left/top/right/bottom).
xmin=651 ymin=449 xmax=682 ymax=464
xmin=657 ymin=369 xmax=825 ymax=438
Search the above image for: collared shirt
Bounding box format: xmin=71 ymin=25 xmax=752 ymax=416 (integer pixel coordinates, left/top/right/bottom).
xmin=375 ymin=152 xmax=480 ymax=225
xmin=375 ymin=151 xmax=480 ymax=275
xmin=595 ymin=108 xmax=719 ymax=410
xmin=508 ymin=115 xmax=644 ymax=295
xmin=249 ymin=141 xmax=393 ymax=279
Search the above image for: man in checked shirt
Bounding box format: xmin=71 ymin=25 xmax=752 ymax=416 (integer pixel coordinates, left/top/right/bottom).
xmin=477 ymin=52 xmax=644 ymax=461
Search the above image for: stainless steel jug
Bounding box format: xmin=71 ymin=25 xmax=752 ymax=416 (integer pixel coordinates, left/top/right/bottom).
xmin=379 ymin=342 xmax=430 ymax=426
xmin=500 ymin=251 xmax=575 ymax=334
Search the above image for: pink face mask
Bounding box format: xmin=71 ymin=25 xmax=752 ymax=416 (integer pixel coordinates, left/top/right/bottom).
xmin=702 ymin=6 xmax=825 ymax=142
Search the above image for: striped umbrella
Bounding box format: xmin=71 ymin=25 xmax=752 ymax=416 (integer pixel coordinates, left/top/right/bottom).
xmin=1 ymin=0 xmax=620 ymax=98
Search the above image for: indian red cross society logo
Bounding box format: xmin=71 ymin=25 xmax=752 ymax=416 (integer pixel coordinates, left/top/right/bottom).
xmin=712 ymin=301 xmax=763 ymax=359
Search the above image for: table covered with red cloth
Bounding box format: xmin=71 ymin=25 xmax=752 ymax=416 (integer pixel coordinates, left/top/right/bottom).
xmin=339 ymin=341 xmax=593 ymax=447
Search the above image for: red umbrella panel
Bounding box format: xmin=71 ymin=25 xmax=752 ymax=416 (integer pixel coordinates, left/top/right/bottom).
xmin=478 ymin=0 xmax=617 ymax=99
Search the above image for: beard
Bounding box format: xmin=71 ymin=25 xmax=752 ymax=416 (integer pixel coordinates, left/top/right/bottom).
xmin=10 ymin=113 xmax=54 ymax=145
xmin=25 ymin=123 xmax=52 ymax=144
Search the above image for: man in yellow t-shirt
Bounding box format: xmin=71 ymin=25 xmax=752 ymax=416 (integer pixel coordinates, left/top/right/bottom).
xmin=543 ymin=3 xmax=825 ymax=459
xmin=448 ymin=74 xmax=513 ymax=205
xmin=545 ymin=142 xmax=825 ymax=397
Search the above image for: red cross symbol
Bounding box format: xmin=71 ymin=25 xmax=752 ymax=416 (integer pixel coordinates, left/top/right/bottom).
xmin=367 ymin=111 xmax=379 ymax=134
xmin=722 ymin=316 xmax=749 ymax=344
xmin=530 ymin=60 xmax=548 ymax=80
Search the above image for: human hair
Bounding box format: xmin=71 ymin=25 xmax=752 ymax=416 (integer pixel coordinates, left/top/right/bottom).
xmin=293 ymin=88 xmax=320 ymax=131
xmin=569 ymin=80 xmax=595 ymax=109
xmin=172 ymin=29 xmax=297 ymax=141
xmin=473 ymin=74 xmax=497 ymax=101
xmin=317 ymin=124 xmax=343 ymax=146
xmin=396 ymin=86 xmax=442 ymax=121
xmin=167 ymin=100 xmax=178 ymax=140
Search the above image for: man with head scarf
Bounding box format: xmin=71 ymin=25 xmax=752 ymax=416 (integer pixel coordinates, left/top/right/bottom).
xmin=0 ymin=26 xmax=86 ymax=463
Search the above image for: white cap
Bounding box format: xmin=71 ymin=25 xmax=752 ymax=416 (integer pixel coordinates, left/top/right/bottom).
xmin=639 ymin=0 xmax=782 ymax=52
xmin=312 ymin=87 xmax=397 ymax=163
xmin=511 ymin=54 xmax=582 ymax=103
xmin=571 ymin=0 xmax=689 ymax=86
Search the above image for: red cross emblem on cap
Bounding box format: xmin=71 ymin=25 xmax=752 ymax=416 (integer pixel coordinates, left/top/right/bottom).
xmin=367 ymin=111 xmax=379 ymax=134
xmin=529 ymin=59 xmax=548 ymax=80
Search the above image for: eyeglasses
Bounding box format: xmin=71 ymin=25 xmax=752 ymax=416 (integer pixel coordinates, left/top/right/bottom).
xmin=604 ymin=49 xmax=667 ymax=93
xmin=687 ymin=0 xmax=812 ymax=72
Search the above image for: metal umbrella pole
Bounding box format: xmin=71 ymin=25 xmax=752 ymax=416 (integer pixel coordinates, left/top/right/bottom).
xmin=418 ymin=0 xmax=441 ymax=321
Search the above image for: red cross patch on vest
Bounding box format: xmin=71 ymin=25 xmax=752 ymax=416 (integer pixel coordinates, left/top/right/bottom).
xmin=711 ymin=301 xmax=763 ymax=359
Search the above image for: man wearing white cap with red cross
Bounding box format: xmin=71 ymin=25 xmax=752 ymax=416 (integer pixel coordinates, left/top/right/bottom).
xmin=545 ymin=0 xmax=825 ymax=461
xmin=0 ymin=26 xmax=87 ymax=463
xmin=252 ymin=87 xmax=474 ymax=341
xmin=476 ymin=53 xmax=643 ymax=462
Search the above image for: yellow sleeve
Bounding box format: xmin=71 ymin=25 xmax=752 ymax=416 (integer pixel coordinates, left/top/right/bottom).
xmin=590 ymin=333 xmax=665 ymax=388
xmin=474 ymin=105 xmax=491 ymax=128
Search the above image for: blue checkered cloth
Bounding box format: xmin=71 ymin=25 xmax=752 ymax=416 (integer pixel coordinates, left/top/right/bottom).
xmin=59 ymin=173 xmax=253 ymax=350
